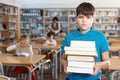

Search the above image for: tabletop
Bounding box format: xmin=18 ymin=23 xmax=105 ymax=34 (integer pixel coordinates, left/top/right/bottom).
xmin=0 ymin=54 xmax=46 ymax=65
xmin=109 ymin=57 xmax=120 ymax=70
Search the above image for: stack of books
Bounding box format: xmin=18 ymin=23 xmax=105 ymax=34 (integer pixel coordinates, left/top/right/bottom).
xmin=65 ymin=41 xmax=98 ymax=74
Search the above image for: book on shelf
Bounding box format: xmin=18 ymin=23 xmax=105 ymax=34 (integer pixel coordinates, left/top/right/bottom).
xmin=68 ymin=61 xmax=94 ymax=68
xmin=67 ymin=55 xmax=94 ymax=62
xmin=64 ymin=46 xmax=96 ymax=52
xmin=67 ymin=66 xmax=93 ymax=74
xmin=70 ymin=41 xmax=95 ymax=47
xmin=65 ymin=50 xmax=98 ymax=58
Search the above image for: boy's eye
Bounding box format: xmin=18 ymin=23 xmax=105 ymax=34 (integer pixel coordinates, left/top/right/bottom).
xmin=86 ymin=15 xmax=92 ymax=19
xmin=78 ymin=16 xmax=83 ymax=18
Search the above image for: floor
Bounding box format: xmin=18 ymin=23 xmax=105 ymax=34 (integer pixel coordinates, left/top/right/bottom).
xmin=43 ymin=69 xmax=66 ymax=80
xmin=42 ymin=68 xmax=107 ymax=80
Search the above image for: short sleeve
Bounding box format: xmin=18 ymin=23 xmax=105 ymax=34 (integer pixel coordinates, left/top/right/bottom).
xmin=100 ymin=34 xmax=110 ymax=54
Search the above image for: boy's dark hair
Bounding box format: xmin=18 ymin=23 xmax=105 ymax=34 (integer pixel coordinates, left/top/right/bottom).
xmin=59 ymin=30 xmax=64 ymax=33
xmin=47 ymin=32 xmax=54 ymax=37
xmin=76 ymin=2 xmax=95 ymax=16
xmin=52 ymin=17 xmax=59 ymax=21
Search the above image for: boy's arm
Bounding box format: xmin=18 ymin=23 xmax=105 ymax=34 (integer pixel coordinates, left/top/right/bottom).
xmin=91 ymin=51 xmax=110 ymax=76
xmin=54 ymin=23 xmax=61 ymax=34
xmin=101 ymin=51 xmax=110 ymax=69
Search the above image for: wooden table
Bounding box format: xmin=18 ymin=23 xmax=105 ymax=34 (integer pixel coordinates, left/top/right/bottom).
xmin=110 ymin=46 xmax=120 ymax=52
xmin=32 ymin=44 xmax=61 ymax=50
xmin=0 ymin=54 xmax=46 ymax=80
xmin=108 ymin=57 xmax=120 ymax=80
xmin=109 ymin=57 xmax=120 ymax=70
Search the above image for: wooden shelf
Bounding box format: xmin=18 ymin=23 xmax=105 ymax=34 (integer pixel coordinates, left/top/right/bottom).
xmin=0 ymin=3 xmax=19 ymax=45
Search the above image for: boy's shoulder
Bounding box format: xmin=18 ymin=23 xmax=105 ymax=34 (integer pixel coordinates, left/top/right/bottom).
xmin=92 ymin=30 xmax=105 ymax=36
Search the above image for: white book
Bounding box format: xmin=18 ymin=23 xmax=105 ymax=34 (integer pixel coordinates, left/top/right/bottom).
xmin=68 ymin=56 xmax=94 ymax=61
xmin=71 ymin=41 xmax=95 ymax=48
xmin=13 ymin=53 xmax=30 ymax=57
xmin=64 ymin=46 xmax=96 ymax=52
xmin=67 ymin=66 xmax=93 ymax=74
xmin=65 ymin=51 xmax=98 ymax=58
xmin=68 ymin=61 xmax=94 ymax=68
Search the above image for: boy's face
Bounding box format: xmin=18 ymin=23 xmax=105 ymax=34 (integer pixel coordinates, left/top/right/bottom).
xmin=76 ymin=14 xmax=94 ymax=31
xmin=48 ymin=35 xmax=53 ymax=41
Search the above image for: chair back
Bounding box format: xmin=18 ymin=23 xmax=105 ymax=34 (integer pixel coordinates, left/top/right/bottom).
xmin=110 ymin=42 xmax=120 ymax=46
xmin=56 ymin=38 xmax=64 ymax=45
xmin=33 ymin=48 xmax=41 ymax=55
xmin=35 ymin=39 xmax=45 ymax=44
xmin=0 ymin=63 xmax=4 ymax=75
xmin=0 ymin=75 xmax=10 ymax=80
xmin=111 ymin=70 xmax=120 ymax=80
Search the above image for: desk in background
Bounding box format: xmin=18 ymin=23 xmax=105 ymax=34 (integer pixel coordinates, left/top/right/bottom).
xmin=0 ymin=54 xmax=46 ymax=80
xmin=32 ymin=44 xmax=62 ymax=79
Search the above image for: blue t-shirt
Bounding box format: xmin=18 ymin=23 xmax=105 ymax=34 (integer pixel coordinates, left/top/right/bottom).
xmin=61 ymin=28 xmax=110 ymax=80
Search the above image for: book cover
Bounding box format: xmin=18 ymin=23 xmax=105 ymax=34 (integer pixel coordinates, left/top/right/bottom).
xmin=64 ymin=46 xmax=96 ymax=52
xmin=67 ymin=66 xmax=93 ymax=74
xmin=71 ymin=41 xmax=95 ymax=48
xmin=13 ymin=53 xmax=30 ymax=57
xmin=65 ymin=51 xmax=98 ymax=58
xmin=68 ymin=61 xmax=94 ymax=68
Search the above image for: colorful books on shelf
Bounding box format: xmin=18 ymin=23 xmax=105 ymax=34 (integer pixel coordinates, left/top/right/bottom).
xmin=65 ymin=41 xmax=98 ymax=74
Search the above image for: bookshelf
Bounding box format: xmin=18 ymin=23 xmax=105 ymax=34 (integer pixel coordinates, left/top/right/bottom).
xmin=21 ymin=8 xmax=45 ymax=38
xmin=68 ymin=9 xmax=76 ymax=33
xmin=20 ymin=8 xmax=120 ymax=38
xmin=0 ymin=3 xmax=18 ymax=45
xmin=93 ymin=8 xmax=120 ymax=37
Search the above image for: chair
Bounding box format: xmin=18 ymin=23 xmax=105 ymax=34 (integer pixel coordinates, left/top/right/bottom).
xmin=111 ymin=70 xmax=120 ymax=80
xmin=35 ymin=39 xmax=45 ymax=44
xmin=0 ymin=63 xmax=4 ymax=75
xmin=5 ymin=50 xmax=16 ymax=76
xmin=0 ymin=63 xmax=12 ymax=80
xmin=0 ymin=75 xmax=10 ymax=80
xmin=56 ymin=38 xmax=64 ymax=45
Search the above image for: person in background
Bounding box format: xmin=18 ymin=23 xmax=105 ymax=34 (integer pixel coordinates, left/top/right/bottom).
xmin=44 ymin=32 xmax=57 ymax=45
xmin=7 ymin=35 xmax=36 ymax=80
xmin=59 ymin=30 xmax=66 ymax=38
xmin=61 ymin=2 xmax=110 ymax=80
xmin=44 ymin=32 xmax=57 ymax=63
xmin=48 ymin=17 xmax=62 ymax=37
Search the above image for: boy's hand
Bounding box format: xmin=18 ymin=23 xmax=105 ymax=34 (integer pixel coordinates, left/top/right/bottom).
xmin=90 ymin=62 xmax=102 ymax=76
xmin=62 ymin=60 xmax=72 ymax=74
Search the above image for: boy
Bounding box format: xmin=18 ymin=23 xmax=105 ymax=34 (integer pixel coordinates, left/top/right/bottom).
xmin=59 ymin=30 xmax=66 ymax=38
xmin=44 ymin=32 xmax=57 ymax=45
xmin=61 ymin=2 xmax=110 ymax=80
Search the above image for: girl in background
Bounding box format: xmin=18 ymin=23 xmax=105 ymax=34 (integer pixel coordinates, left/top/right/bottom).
xmin=7 ymin=35 xmax=36 ymax=80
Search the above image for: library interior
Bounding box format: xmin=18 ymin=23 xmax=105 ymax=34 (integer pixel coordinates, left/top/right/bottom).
xmin=0 ymin=0 xmax=120 ymax=80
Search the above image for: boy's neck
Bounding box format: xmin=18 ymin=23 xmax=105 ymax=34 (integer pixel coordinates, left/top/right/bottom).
xmin=79 ymin=28 xmax=91 ymax=34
